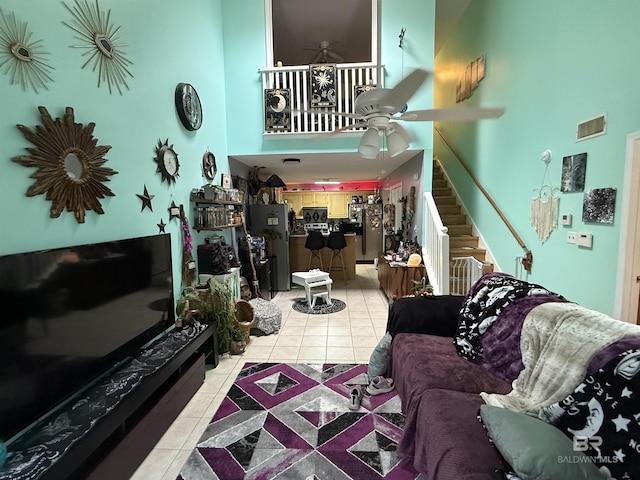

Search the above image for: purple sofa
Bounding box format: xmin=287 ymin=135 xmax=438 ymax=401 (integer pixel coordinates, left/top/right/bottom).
xmin=388 ymin=273 xmax=640 ymax=480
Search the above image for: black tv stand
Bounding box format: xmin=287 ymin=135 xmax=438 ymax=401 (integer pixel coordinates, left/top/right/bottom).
xmin=0 ymin=324 xmax=217 ymax=480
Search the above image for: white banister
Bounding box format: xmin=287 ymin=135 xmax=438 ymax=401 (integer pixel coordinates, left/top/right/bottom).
xmin=259 ymin=63 xmax=384 ymax=136
xmin=422 ymin=192 xmax=449 ymax=295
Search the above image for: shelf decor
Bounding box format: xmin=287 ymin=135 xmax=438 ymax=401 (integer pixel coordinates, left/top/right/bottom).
xmin=12 ymin=106 xmax=117 ymax=224
xmin=62 ymin=0 xmax=133 ymax=95
xmin=0 ymin=8 xmax=54 ymax=93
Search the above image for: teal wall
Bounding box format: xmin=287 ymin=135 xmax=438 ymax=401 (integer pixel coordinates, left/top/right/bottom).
xmin=0 ymin=0 xmax=228 ymax=297
xmin=434 ymin=0 xmax=640 ymax=315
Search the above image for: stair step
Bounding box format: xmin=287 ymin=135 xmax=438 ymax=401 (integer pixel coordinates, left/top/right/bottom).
xmin=446 ymin=224 xmax=473 ymax=236
xmin=432 ymin=187 xmax=451 ymax=197
xmin=432 ymin=179 xmax=448 ymax=189
xmin=434 ymin=196 xmax=457 ymax=206
xmin=450 ymin=247 xmax=487 ymax=262
xmin=449 ymin=235 xmax=479 ymax=248
xmin=441 ymin=214 xmax=467 ymax=225
xmin=438 ymin=205 xmax=461 ymax=215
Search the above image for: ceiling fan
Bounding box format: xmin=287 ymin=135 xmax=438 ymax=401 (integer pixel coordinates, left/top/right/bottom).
xmin=306 ymin=40 xmax=345 ymax=64
xmin=318 ymin=69 xmax=505 ymax=159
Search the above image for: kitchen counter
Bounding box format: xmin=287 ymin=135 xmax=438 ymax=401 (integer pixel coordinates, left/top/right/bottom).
xmin=289 ymin=233 xmax=356 ymax=280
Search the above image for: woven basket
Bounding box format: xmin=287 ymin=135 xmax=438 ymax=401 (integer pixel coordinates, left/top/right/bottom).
xmin=234 ymin=299 xmax=255 ymax=342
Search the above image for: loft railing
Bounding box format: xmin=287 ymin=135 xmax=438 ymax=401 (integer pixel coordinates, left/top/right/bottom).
xmin=450 ymin=256 xmax=485 ymax=296
xmin=434 ymin=126 xmax=533 ymax=273
xmin=259 ymin=63 xmax=384 ymax=135
xmin=422 ymin=191 xmax=450 ymax=295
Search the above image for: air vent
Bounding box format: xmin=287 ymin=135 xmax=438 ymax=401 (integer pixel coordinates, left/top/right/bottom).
xmin=576 ymin=114 xmax=607 ymax=141
xmin=283 ymin=158 xmax=300 ymax=164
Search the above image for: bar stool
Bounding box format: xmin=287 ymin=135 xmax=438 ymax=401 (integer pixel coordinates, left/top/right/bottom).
xmin=326 ymin=231 xmax=347 ymax=282
xmin=305 ymin=231 xmax=325 ymax=270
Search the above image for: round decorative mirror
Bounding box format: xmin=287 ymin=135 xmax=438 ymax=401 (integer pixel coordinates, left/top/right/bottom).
xmin=13 ymin=106 xmax=117 ymax=223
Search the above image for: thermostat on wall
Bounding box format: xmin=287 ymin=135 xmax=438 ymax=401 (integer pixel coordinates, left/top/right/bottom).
xmin=561 ymin=213 xmax=572 ymax=226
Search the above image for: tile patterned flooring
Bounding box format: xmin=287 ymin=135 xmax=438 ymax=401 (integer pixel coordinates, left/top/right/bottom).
xmin=130 ymin=264 xmax=389 ymax=480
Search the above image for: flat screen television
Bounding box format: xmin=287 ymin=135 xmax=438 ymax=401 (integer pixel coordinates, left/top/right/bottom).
xmin=0 ymin=233 xmax=176 ymax=443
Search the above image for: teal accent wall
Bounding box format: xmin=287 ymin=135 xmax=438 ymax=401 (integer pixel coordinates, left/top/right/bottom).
xmin=0 ymin=0 xmax=227 ymax=297
xmin=434 ymin=0 xmax=640 ymax=315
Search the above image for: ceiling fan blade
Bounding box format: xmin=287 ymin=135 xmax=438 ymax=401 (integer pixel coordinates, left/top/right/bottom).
xmin=379 ymin=69 xmax=430 ymax=113
xmin=308 ymin=122 xmax=368 ymax=141
xmin=327 ymin=51 xmax=345 ymax=63
xmin=311 ymin=51 xmax=324 ymax=63
xmin=399 ymin=107 xmax=505 ymax=122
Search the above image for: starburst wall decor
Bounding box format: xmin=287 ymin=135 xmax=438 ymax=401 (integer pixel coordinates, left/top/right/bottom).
xmin=12 ymin=106 xmax=118 ymax=224
xmin=0 ymin=8 xmax=54 ymax=93
xmin=62 ymin=0 xmax=133 ymax=95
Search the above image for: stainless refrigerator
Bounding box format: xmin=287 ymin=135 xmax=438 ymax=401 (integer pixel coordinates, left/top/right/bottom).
xmin=249 ymin=204 xmax=290 ymax=290
xmin=348 ymin=204 xmax=382 ymax=262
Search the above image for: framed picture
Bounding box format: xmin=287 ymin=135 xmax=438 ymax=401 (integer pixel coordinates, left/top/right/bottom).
xmin=561 ymin=153 xmax=587 ymax=192
xmin=309 ymin=64 xmax=336 ymax=108
xmin=264 ymin=88 xmax=291 ymax=132
xmin=582 ymin=187 xmax=616 ymax=224
xmin=221 ymin=173 xmax=232 ymax=189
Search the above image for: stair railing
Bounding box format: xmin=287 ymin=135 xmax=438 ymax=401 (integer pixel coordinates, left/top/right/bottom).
xmin=434 ymin=127 xmax=532 ymax=273
xmin=422 ymin=191 xmax=450 ymax=295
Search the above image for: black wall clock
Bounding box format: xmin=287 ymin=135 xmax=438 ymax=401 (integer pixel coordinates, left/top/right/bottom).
xmin=175 ymin=82 xmax=202 ymax=131
xmin=154 ymin=138 xmax=180 ymax=184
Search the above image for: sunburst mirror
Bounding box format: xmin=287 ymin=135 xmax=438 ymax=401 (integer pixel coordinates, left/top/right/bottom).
xmin=61 ymin=0 xmax=133 ymax=95
xmin=12 ymin=106 xmax=118 ymax=223
xmin=0 ymin=8 xmax=54 ymax=93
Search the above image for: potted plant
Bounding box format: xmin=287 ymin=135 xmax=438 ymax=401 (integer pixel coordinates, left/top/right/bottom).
xmin=412 ymin=276 xmax=434 ymax=297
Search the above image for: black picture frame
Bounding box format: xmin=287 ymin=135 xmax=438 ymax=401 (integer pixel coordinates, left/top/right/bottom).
xmin=264 ymin=88 xmax=291 ymax=132
xmin=309 ymin=64 xmax=336 ymax=108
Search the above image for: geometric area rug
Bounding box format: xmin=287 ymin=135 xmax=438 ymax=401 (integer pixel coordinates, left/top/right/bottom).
xmin=177 ymin=363 xmax=420 ymax=479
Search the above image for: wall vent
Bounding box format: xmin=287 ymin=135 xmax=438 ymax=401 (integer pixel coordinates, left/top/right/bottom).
xmin=576 ymin=114 xmax=607 ymax=141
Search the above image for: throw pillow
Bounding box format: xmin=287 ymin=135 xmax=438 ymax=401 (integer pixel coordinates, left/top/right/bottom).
xmin=539 ymin=347 xmax=640 ymax=480
xmin=479 ymin=405 xmax=607 ymax=480
xmin=368 ymin=332 xmax=392 ymax=378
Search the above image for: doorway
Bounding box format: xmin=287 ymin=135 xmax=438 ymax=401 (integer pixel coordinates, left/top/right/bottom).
xmin=616 ymin=131 xmax=640 ymax=324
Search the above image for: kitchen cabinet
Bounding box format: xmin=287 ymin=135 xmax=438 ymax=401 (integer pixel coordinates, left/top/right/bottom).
xmin=283 ymin=192 xmax=303 ymax=216
xmin=328 ymin=193 xmax=349 ymax=218
xmin=301 ymin=192 xmax=316 ymax=206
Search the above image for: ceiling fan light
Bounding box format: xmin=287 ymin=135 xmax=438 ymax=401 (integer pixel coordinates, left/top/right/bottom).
xmin=358 ymin=127 xmax=379 ymax=159
xmin=386 ymin=129 xmax=409 ymax=157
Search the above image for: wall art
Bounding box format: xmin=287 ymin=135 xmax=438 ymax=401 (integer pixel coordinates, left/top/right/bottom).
xmin=309 ymin=64 xmax=336 ymax=107
xmin=137 ymin=185 xmax=154 ymax=212
xmin=0 ymin=8 xmax=54 ymax=93
xmin=62 ymin=0 xmax=133 ymax=95
xmin=12 ymin=106 xmax=117 ymax=224
xmin=264 ymin=88 xmax=291 ymax=132
xmin=582 ymin=187 xmax=616 ymax=224
xmin=561 ymin=152 xmax=587 ymax=192
xmin=456 ymin=54 xmax=485 ymax=103
xmin=154 ymin=139 xmax=180 ymax=184
xmin=175 ymin=83 xmax=202 ymax=131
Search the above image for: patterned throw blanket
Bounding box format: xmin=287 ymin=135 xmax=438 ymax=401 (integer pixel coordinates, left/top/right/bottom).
xmin=454 ymin=273 xmax=565 ymax=361
xmin=481 ymin=302 xmax=640 ymax=415
xmin=539 ymin=343 xmax=640 ymax=479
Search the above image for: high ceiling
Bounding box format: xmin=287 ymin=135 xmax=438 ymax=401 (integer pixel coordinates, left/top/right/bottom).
xmin=233 ymin=0 xmax=471 ymax=186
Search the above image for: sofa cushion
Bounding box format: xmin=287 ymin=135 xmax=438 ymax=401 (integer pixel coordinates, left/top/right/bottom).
xmin=400 ymin=389 xmax=505 ymax=480
xmin=386 ymin=295 xmax=464 ymax=338
xmin=479 ymin=405 xmax=607 ymax=480
xmin=391 ymin=333 xmax=511 ymax=413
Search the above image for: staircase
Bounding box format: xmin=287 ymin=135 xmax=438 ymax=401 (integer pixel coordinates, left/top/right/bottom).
xmin=431 ymin=161 xmax=493 ymax=291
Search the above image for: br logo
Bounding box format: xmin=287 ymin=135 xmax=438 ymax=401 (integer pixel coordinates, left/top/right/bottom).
xmin=573 ymin=436 xmax=603 ymax=451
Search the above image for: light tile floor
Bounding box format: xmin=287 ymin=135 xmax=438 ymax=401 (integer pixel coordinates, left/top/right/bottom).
xmin=131 ymin=264 xmax=389 ymax=480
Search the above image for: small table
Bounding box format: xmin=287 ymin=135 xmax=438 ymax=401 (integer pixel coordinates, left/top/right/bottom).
xmin=292 ymin=270 xmax=333 ymax=308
